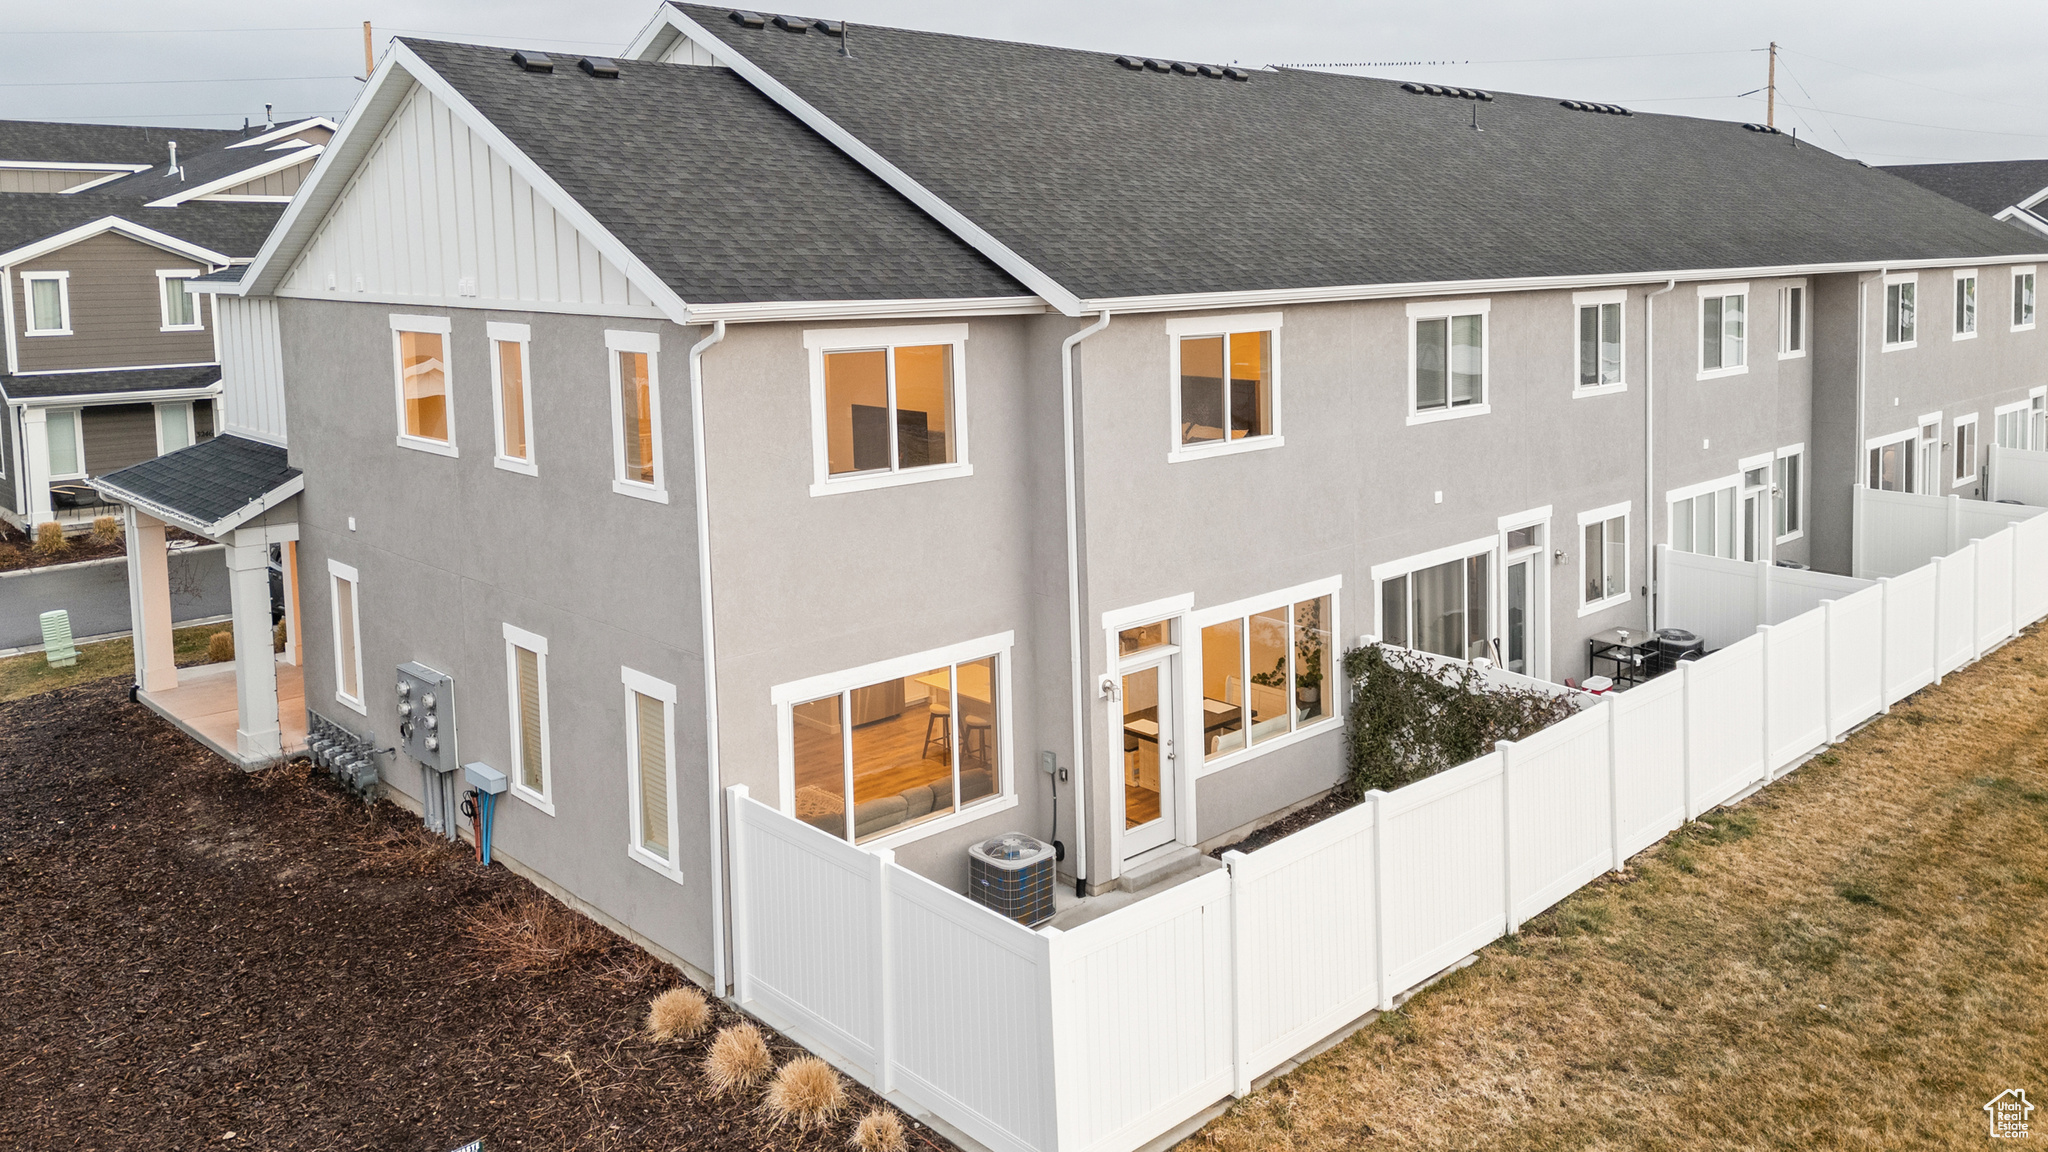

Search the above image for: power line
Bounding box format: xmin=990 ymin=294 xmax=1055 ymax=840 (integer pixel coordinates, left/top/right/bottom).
xmin=1278 ymin=48 xmax=1755 ymax=69
xmin=1775 ymin=97 xmax=2048 ymax=140
xmin=0 ymin=75 xmax=355 ymax=89
xmin=1781 ymin=47 xmax=2036 ymax=115
xmin=6 ymin=25 xmax=356 ymax=34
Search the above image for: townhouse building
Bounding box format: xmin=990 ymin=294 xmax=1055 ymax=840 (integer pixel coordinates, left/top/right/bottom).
xmin=104 ymin=7 xmax=2046 ymax=996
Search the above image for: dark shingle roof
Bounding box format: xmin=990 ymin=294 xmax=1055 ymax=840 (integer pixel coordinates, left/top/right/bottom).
xmin=0 ymin=364 xmax=220 ymax=402
xmin=674 ymin=4 xmax=2048 ymax=299
xmin=401 ymin=38 xmax=1024 ymax=304
xmin=0 ymin=192 xmax=284 ymax=261
xmin=89 ymin=139 xmax=320 ymax=202
xmin=1883 ymin=160 xmax=2048 ymax=217
xmin=0 ymin=119 xmax=240 ymax=166
xmin=93 ymin=434 xmax=298 ymax=529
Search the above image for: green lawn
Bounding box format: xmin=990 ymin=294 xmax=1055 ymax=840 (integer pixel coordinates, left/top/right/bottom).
xmin=0 ymin=625 xmax=227 ymax=704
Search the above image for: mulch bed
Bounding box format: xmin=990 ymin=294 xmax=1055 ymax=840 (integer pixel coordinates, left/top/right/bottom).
xmin=1207 ymin=789 xmax=1358 ymax=859
xmin=0 ymin=678 xmax=952 ymax=1152
xmin=0 ymin=523 xmax=210 ymax=573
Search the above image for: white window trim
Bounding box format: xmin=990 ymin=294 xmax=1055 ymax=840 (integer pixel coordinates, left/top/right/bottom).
xmin=1953 ymin=412 xmax=1979 ymax=489
xmin=1665 ymin=472 xmax=1741 ymax=506
xmin=328 ymin=558 xmax=366 ymax=716
xmin=155 ymin=268 xmax=204 ymax=332
xmin=389 ymin=314 xmax=457 ymax=457
xmin=1865 ymin=427 xmax=1918 ymax=453
xmin=1571 ymin=289 xmax=1628 ymax=396
xmin=621 ymin=665 xmax=684 ymax=881
xmin=503 ymin=623 xmax=554 ymax=816
xmin=1777 ymin=282 xmax=1808 ymax=360
xmin=486 ymin=321 xmax=537 ymax=476
xmin=1164 ymin=311 xmax=1286 ymax=463
xmin=21 ymin=271 xmax=71 ymax=336
xmin=1953 ymin=269 xmax=1980 ymax=340
xmin=1994 ymin=399 xmax=2031 ymax=452
xmin=1696 ymin=283 xmax=1751 ymax=380
xmin=2012 ymin=266 xmax=2037 ymax=333
xmin=1774 ymin=443 xmax=1805 ymax=544
xmin=769 ymin=630 xmax=1018 ymax=852
xmin=1188 ymin=575 xmax=1343 ymax=778
xmin=153 ymin=400 xmax=196 ymax=456
xmin=1406 ymin=298 xmax=1492 ymax=425
xmin=1576 ymin=501 xmax=1632 ymax=618
xmin=803 ymin=322 xmax=973 ymax=497
xmin=606 ymin=329 xmax=668 ymax=502
xmin=42 ymin=406 xmax=87 ymax=480
xmin=1883 ymin=272 xmax=1919 ymax=352
xmin=1370 ymin=534 xmax=1498 ymax=656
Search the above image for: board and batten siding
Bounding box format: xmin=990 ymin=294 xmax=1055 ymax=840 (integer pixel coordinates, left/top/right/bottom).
xmin=10 ymin=232 xmax=217 ymax=373
xmin=276 ymin=85 xmax=658 ymax=316
xmin=80 ymin=404 xmax=157 ymax=476
xmin=216 ymin=295 xmax=287 ymax=445
xmin=0 ymin=168 xmax=118 ymax=194
xmin=210 ymin=158 xmax=315 ymax=199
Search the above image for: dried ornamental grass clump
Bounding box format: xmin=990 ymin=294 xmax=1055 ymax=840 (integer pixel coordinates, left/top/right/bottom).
xmin=763 ymin=1055 xmax=845 ymax=1129
xmin=32 ymin=522 xmax=67 ymax=557
xmin=645 ymin=985 xmax=711 ymax=1042
xmin=207 ymin=630 xmax=236 ymax=663
xmin=90 ymin=515 xmax=121 ymax=545
xmin=703 ymin=1022 xmax=772 ymax=1095
xmin=851 ymin=1108 xmax=908 ymax=1152
xmin=458 ymin=893 xmax=611 ymax=976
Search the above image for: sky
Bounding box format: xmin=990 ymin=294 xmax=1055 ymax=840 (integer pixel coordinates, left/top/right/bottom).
xmin=3 ymin=0 xmax=2043 ymax=166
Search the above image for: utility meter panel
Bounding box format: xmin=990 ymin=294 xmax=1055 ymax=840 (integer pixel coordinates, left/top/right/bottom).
xmin=395 ymin=662 xmax=456 ymax=772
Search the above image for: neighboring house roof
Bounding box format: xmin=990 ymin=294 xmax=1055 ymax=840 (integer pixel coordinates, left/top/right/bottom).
xmin=0 ymin=192 xmax=285 ymax=262
xmin=89 ymin=138 xmax=320 ymax=205
xmin=0 ymin=119 xmax=240 ymax=166
xmin=1883 ymin=160 xmax=2048 ymax=216
xmin=652 ymin=4 xmax=2048 ymax=305
xmin=92 ymin=434 xmax=301 ymax=537
xmin=396 ymin=38 xmax=1023 ymax=304
xmin=0 ymin=364 xmax=222 ymax=403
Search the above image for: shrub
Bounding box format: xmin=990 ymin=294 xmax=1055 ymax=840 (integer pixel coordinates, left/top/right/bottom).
xmin=207 ymin=630 xmax=235 ymax=663
xmin=32 ymin=522 xmax=67 ymax=557
xmin=1343 ymin=644 xmax=1582 ymax=795
xmin=703 ymin=1022 xmax=771 ymax=1095
xmin=763 ymin=1055 xmax=845 ymax=1129
xmin=458 ymin=894 xmax=612 ymax=977
xmin=851 ymin=1108 xmax=908 ymax=1152
xmin=646 ymin=985 xmax=711 ymax=1042
xmin=90 ymin=515 xmax=121 ymax=545
xmin=273 ymin=620 xmax=288 ymax=653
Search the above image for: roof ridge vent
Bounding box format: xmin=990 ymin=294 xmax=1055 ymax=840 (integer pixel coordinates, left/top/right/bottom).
xmin=1741 ymin=122 xmax=1785 ymax=134
xmin=580 ymin=56 xmax=621 ymax=78
xmin=728 ymin=10 xmax=766 ymax=27
xmin=771 ymin=14 xmax=811 ymax=32
xmin=1561 ymin=99 xmax=1632 ymax=116
xmin=1401 ymin=82 xmax=1493 ymax=101
xmin=1111 ymin=55 xmax=1246 ymax=80
xmin=512 ymin=50 xmax=554 ymax=73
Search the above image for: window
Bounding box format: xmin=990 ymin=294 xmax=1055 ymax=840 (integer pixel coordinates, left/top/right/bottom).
xmin=1579 ymin=503 xmax=1630 ymax=614
xmin=606 ymin=330 xmax=664 ymax=500
xmin=1167 ymin=311 xmax=1282 ymax=458
xmin=1918 ymin=419 xmax=1941 ymax=495
xmin=329 ymin=559 xmax=365 ymax=714
xmin=1574 ymin=290 xmax=1624 ymax=392
xmin=1408 ymin=299 xmax=1489 ymax=422
xmin=488 ymin=321 xmax=535 ymax=475
xmin=803 ymin=323 xmax=971 ymax=494
xmin=43 ymin=409 xmax=84 ymax=479
xmin=1778 ymin=284 xmax=1805 ymax=357
xmin=777 ymin=633 xmax=1013 ymax=847
xmin=1885 ymin=277 xmax=1917 ymax=349
xmin=2034 ymin=390 xmax=2047 ymax=450
xmin=1774 ymin=446 xmax=1803 ymax=541
xmin=1197 ymin=585 xmax=1336 ymax=763
xmin=1865 ymin=431 xmax=1916 ymax=493
xmin=22 ymin=272 xmax=69 ymax=335
xmin=504 ymin=624 xmax=552 ymax=813
xmin=622 ymin=667 xmax=681 ymax=877
xmin=1954 ymin=413 xmax=1978 ymax=489
xmin=1699 ymin=285 xmax=1747 ymax=376
xmin=155 ymin=401 xmax=194 ymax=455
xmin=1954 ymin=271 xmax=1978 ymax=339
xmin=389 ymin=315 xmax=454 ymax=454
xmin=157 ymin=269 xmax=201 ymax=331
xmin=1668 ymin=478 xmax=1737 ymax=557
xmin=1996 ymin=401 xmax=2030 ymax=450
xmin=1377 ymin=542 xmax=1491 ymax=661
xmin=2014 ymin=268 xmax=2037 ymax=331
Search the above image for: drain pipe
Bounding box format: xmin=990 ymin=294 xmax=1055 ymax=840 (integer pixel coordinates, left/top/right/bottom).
xmin=688 ymin=318 xmax=729 ymax=995
xmin=1645 ymin=279 xmax=1676 ymax=632
xmin=1856 ymin=269 xmax=1885 ymax=573
xmin=1062 ymin=311 xmax=1112 ymax=898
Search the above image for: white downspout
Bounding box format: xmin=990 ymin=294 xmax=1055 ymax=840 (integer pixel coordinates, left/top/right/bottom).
xmin=1645 ymin=279 xmax=1676 ymax=631
xmin=688 ymin=318 xmax=729 ymax=994
xmin=1062 ymin=311 xmax=1111 ymax=895
xmin=1855 ymin=270 xmax=1883 ymax=575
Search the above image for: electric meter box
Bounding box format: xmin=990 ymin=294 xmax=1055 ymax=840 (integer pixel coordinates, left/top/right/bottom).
xmin=395 ymin=662 xmax=456 ymax=772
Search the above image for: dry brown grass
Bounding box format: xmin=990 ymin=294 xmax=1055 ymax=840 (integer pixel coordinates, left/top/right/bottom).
xmin=89 ymin=515 xmax=121 ymax=545
xmin=458 ymin=892 xmax=612 ymax=978
xmin=206 ymin=630 xmax=235 ymax=663
xmin=763 ymin=1055 xmax=846 ymax=1129
xmin=646 ymin=985 xmax=712 ymax=1042
xmin=851 ymin=1107 xmax=908 ymax=1152
xmin=351 ymin=822 xmax=449 ymax=875
xmin=31 ymin=522 xmax=66 ymax=558
xmin=703 ymin=1022 xmax=772 ymax=1096
xmin=1194 ymin=624 xmax=2048 ymax=1152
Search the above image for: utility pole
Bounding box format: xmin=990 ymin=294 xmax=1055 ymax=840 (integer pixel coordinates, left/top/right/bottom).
xmin=1767 ymin=41 xmax=1777 ymax=129
xmin=363 ymin=21 xmax=375 ymax=79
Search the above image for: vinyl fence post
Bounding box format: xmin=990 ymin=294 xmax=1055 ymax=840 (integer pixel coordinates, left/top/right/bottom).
xmin=1679 ymin=660 xmax=1697 ymax=821
xmin=1969 ymin=540 xmax=1985 ymax=662
xmin=874 ymin=848 xmax=895 ymax=1094
xmin=725 ymin=784 xmax=752 ymax=1006
xmin=1820 ymin=600 xmax=1837 ymax=743
xmin=1370 ymin=791 xmax=1392 ymax=1012
xmin=1932 ymin=556 xmax=1945 ymax=686
xmin=1948 ymin=494 xmax=1963 ymax=555
xmin=1223 ymin=850 xmax=1251 ymax=1098
xmin=2011 ymin=522 xmax=2024 ymax=639
xmin=1877 ymin=576 xmax=1893 ymax=713
xmin=1756 ymin=624 xmax=1774 ymax=783
xmin=1498 ymin=740 xmax=1518 ymax=935
xmin=1604 ymin=694 xmax=1623 ymax=873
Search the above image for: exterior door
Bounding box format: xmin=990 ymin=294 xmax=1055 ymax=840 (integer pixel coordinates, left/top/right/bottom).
xmin=1120 ymin=658 xmax=1177 ymax=857
xmin=1741 ymin=466 xmax=1769 ymax=562
xmin=1504 ymin=555 xmax=1533 ymax=674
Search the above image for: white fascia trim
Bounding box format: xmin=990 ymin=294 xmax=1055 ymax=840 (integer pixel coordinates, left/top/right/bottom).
xmin=1370 ymin=534 xmax=1499 ymax=581
xmin=0 ymin=217 xmax=232 ymax=270
xmin=652 ymin=8 xmax=1084 ymax=317
xmin=1995 ymin=207 xmax=2048 ymax=238
xmin=0 ymin=160 xmax=150 ymax=173
xmin=10 ymin=360 xmax=220 ymax=377
xmin=685 ymin=296 xmax=1047 ymax=324
xmin=22 ymin=384 xmax=222 ymax=406
xmin=2019 ymin=185 xmax=2048 ymax=211
xmin=801 ymin=322 xmax=968 ymax=351
xmin=144 ymin=146 xmax=324 ymax=207
xmin=91 ymin=471 xmax=304 ymax=539
xmin=224 ymin=117 xmax=339 ymax=149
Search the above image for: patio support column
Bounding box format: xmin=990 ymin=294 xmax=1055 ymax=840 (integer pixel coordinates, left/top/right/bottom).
xmin=227 ymin=527 xmax=280 ymax=760
xmin=126 ymin=508 xmax=178 ymax=692
xmin=21 ymin=406 xmax=54 ymax=529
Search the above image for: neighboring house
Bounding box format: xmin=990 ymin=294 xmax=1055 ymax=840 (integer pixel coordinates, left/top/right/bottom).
xmin=0 ymin=119 xmax=237 ymax=194
xmin=1 ymin=117 xmax=332 ymax=531
xmin=115 ymin=8 xmax=2045 ymax=999
xmin=1886 ymin=159 xmax=2048 ymax=238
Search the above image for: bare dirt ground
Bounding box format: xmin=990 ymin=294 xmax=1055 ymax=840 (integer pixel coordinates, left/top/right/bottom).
xmin=1192 ymin=626 xmax=2048 ymax=1150
xmin=0 ymin=678 xmax=947 ymax=1152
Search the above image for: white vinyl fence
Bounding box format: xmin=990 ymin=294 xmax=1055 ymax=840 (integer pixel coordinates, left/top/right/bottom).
xmin=725 ymin=514 xmax=2048 ymax=1152
xmin=1988 ymin=443 xmax=2048 ymax=507
xmin=1657 ymin=546 xmax=1873 ymax=649
xmin=1855 ymin=485 xmax=2046 ymax=577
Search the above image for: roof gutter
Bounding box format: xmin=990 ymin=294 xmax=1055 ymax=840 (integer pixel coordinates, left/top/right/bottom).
xmin=687 ymin=319 xmax=731 ymax=996
xmin=1645 ymin=278 xmax=1676 ymax=632
xmin=91 ymin=470 xmax=304 ymax=540
xmin=1061 ymin=310 xmax=1111 ymax=896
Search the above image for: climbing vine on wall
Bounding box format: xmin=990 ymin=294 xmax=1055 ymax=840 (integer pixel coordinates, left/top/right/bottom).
xmin=1342 ymin=645 xmax=1582 ymax=796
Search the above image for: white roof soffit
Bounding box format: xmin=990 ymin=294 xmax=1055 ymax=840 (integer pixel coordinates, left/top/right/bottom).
xmin=144 ymin=145 xmax=325 ymax=208
xmin=225 ymin=116 xmax=340 ymax=149
xmin=642 ymin=6 xmax=1085 ymax=318
xmin=235 ymin=44 xmax=691 ymax=324
xmin=0 ymin=216 xmax=234 ymax=269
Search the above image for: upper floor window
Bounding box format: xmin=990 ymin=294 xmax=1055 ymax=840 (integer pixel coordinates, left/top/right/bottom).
xmin=1579 ymin=503 xmax=1630 ymax=615
xmin=157 ymin=269 xmax=202 ymax=332
xmin=804 ymin=323 xmax=972 ymax=495
xmin=22 ymin=271 xmax=70 ymax=335
xmin=389 ymin=315 xmax=454 ymax=456
xmin=1954 ymin=271 xmax=1978 ymax=339
xmin=1408 ymin=298 xmax=1489 ymax=423
xmin=488 ymin=321 xmax=535 ymax=476
xmin=1574 ymin=290 xmax=1624 ymax=393
xmin=606 ymin=329 xmax=665 ymax=502
xmin=2014 ymin=268 xmax=2037 ymax=331
xmin=1698 ymin=284 xmax=1747 ymax=377
xmin=1778 ymin=285 xmax=1805 ymax=357
xmin=1166 ymin=311 xmax=1282 ymax=459
xmin=1884 ymin=276 xmax=1917 ymax=349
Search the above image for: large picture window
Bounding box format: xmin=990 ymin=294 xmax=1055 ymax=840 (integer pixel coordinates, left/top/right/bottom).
xmin=1699 ymin=285 xmax=1747 ymax=376
xmin=489 ymin=321 xmax=535 ymax=475
xmin=1197 ymin=586 xmax=1335 ymax=763
xmin=1574 ymin=290 xmax=1624 ymax=391
xmin=1579 ymin=503 xmax=1630 ymax=613
xmin=1409 ymin=299 xmax=1489 ymax=420
xmin=1885 ymin=277 xmax=1917 ymax=349
xmin=1166 ymin=312 xmax=1282 ymax=459
xmin=504 ymin=624 xmax=552 ymax=813
xmin=607 ymin=330 xmax=664 ymax=501
xmin=1378 ymin=545 xmax=1491 ymax=661
xmin=389 ymin=315 xmax=454 ymax=454
xmin=622 ymin=667 xmax=681 ymax=877
xmin=328 ymin=559 xmax=365 ymax=715
xmin=778 ymin=635 xmax=1011 ymax=846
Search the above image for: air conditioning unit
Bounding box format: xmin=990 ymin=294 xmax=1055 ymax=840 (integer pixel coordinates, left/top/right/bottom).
xmin=968 ymin=834 xmax=1056 ymax=928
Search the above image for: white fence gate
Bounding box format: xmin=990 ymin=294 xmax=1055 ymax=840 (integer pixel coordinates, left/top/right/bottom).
xmin=725 ymin=515 xmax=2048 ymax=1152
xmin=1988 ymin=443 xmax=2048 ymax=506
xmin=1855 ymin=485 xmax=2045 ymax=577
xmin=1657 ymin=546 xmax=1872 ymax=650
